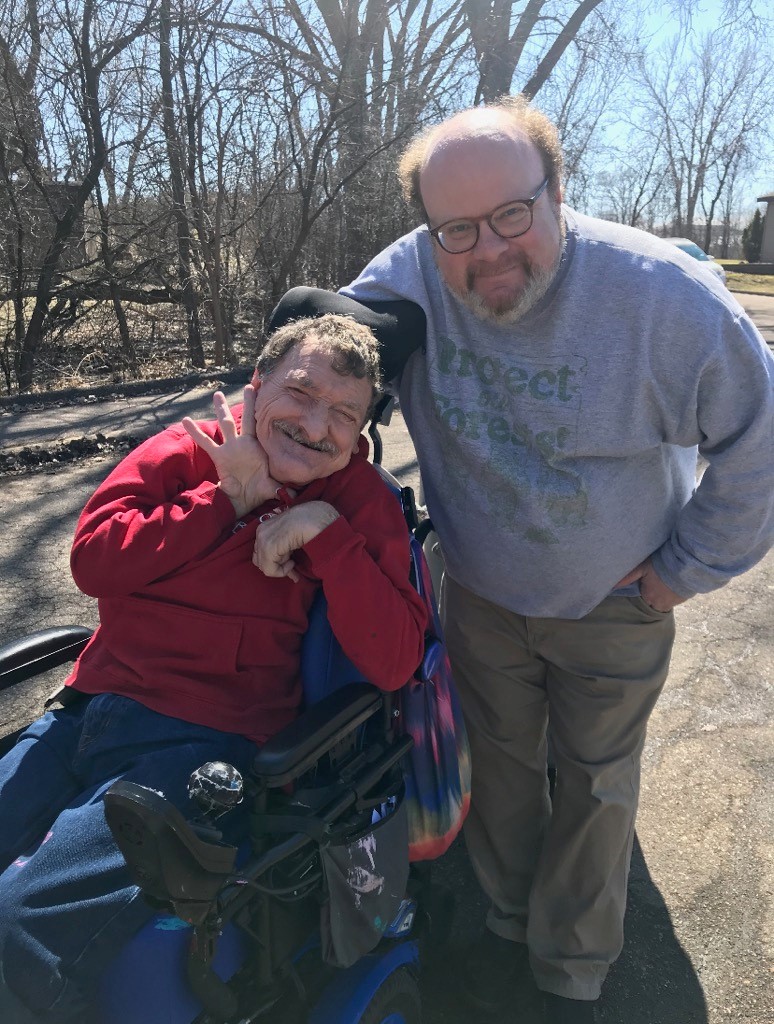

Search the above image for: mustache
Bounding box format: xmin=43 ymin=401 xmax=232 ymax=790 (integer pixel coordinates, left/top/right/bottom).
xmin=467 ymin=253 xmax=530 ymax=284
xmin=275 ymin=421 xmax=339 ymax=455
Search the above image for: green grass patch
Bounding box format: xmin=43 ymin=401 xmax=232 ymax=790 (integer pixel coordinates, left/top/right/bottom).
xmin=717 ymin=259 xmax=774 ymax=296
xmin=724 ymin=272 xmax=774 ymax=296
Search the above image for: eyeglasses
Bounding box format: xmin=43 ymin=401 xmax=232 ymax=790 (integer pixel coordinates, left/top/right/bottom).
xmin=428 ymin=178 xmax=550 ymax=254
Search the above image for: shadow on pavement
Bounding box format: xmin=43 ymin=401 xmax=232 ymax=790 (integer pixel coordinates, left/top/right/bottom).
xmin=420 ymin=833 xmax=708 ymax=1024
xmin=602 ymin=835 xmax=708 ymax=1023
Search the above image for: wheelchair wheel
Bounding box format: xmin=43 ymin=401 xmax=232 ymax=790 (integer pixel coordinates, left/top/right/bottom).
xmin=358 ymin=965 xmax=421 ymax=1024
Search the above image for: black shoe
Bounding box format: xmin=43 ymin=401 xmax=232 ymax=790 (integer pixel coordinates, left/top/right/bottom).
xmin=462 ymin=929 xmax=533 ymax=1013
xmin=543 ymin=992 xmax=597 ymax=1023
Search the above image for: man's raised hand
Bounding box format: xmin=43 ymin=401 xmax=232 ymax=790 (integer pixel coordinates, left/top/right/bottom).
xmin=182 ymin=387 xmax=280 ymax=519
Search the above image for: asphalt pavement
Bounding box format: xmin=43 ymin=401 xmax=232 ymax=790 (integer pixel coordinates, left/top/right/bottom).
xmin=0 ymin=293 xmax=772 ymax=1023
xmin=737 ymin=293 xmax=774 ymax=345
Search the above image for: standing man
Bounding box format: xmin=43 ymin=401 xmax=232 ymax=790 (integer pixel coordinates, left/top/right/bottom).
xmin=272 ymin=96 xmax=774 ymax=1023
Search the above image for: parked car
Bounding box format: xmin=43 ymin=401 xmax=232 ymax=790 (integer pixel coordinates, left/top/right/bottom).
xmin=661 ymin=237 xmax=727 ymax=284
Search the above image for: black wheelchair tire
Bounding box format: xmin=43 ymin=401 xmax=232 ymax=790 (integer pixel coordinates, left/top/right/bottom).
xmin=358 ymin=964 xmax=422 ymax=1024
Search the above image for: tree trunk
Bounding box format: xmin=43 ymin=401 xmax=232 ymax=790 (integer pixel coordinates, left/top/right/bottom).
xmin=17 ymin=175 xmax=97 ymax=391
xmin=95 ymin=188 xmax=137 ymax=372
xmin=159 ymin=0 xmax=205 ymax=367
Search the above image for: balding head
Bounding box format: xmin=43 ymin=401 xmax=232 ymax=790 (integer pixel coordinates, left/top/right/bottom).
xmin=398 ymin=97 xmax=564 ymax=221
xmin=399 ymin=100 xmax=566 ymax=325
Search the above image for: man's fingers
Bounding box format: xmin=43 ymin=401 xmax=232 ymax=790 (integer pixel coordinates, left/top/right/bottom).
xmin=252 ymin=546 xmax=299 ymax=582
xmin=182 ymin=416 xmax=217 ymax=455
xmin=253 ymin=517 xmax=301 ymax=577
xmin=212 ymin=391 xmax=237 ymax=439
xmin=240 ymin=385 xmax=257 ymax=438
xmin=279 ymin=560 xmax=300 ymax=582
xmin=252 ymin=506 xmax=335 ymax=581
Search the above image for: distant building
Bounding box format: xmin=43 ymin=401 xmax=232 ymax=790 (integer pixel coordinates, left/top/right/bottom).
xmin=757 ymin=192 xmax=774 ymax=262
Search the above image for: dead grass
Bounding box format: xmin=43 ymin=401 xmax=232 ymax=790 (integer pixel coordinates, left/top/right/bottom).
xmin=3 ymin=299 xmax=258 ymax=395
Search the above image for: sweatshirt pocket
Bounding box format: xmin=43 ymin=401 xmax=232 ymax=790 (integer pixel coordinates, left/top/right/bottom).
xmin=98 ymin=595 xmax=243 ymax=689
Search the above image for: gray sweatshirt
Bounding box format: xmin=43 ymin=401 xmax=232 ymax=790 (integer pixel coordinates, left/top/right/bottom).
xmin=343 ymin=209 xmax=774 ymax=618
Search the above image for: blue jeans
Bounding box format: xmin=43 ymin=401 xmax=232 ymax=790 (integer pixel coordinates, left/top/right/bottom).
xmin=0 ymin=693 xmax=257 ymax=1023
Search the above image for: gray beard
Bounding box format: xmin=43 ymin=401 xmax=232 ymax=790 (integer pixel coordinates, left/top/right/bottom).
xmin=447 ymin=216 xmax=566 ymax=325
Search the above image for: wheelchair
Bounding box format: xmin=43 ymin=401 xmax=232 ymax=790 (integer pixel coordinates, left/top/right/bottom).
xmin=0 ymin=447 xmax=457 ymax=1024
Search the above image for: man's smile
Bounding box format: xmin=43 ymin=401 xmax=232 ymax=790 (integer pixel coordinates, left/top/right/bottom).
xmin=274 ymin=420 xmax=338 ymax=456
xmin=469 ymin=254 xmax=529 ymax=283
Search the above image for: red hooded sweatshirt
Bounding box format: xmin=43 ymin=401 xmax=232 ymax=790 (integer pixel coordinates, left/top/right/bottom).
xmin=66 ymin=414 xmax=427 ymax=744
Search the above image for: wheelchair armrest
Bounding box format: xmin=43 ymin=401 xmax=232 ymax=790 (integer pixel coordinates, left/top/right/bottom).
xmin=0 ymin=626 xmax=93 ymax=691
xmin=252 ymin=682 xmax=383 ymax=786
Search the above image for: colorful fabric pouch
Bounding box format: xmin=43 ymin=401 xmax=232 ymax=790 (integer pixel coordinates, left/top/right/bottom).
xmin=399 ymin=540 xmax=472 ymax=862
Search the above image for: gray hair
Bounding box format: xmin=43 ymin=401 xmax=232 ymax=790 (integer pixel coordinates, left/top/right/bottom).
xmin=258 ymin=313 xmax=383 ymax=423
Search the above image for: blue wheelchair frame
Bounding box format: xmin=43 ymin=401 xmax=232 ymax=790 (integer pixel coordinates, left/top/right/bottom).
xmin=0 ymin=459 xmax=440 ymax=1024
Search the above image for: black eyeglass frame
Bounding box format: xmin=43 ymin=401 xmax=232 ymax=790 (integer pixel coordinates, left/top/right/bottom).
xmin=427 ymin=177 xmax=551 ymax=254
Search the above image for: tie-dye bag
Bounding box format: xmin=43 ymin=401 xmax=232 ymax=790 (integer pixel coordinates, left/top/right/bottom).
xmin=399 ymin=540 xmax=472 ymax=862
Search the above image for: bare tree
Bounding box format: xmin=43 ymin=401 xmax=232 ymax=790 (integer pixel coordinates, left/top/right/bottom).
xmin=158 ymin=0 xmax=205 ymax=367
xmin=638 ymin=26 xmax=773 ymax=241
xmin=464 ymin=0 xmax=607 ymax=103
xmin=229 ymin=0 xmax=470 ymax=279
xmin=2 ymin=0 xmax=159 ymax=391
xmin=596 ymin=140 xmax=670 ymax=228
xmin=0 ymin=0 xmax=43 ymax=389
xmin=536 ymin=11 xmax=631 ymax=207
xmin=2 ymin=0 xmax=770 ymax=394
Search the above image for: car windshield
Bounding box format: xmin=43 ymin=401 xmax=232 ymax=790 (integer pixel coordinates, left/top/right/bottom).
xmin=677 ymin=242 xmax=710 ymax=261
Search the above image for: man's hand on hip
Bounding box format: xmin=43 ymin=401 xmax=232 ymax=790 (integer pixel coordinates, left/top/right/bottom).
xmin=614 ymin=557 xmax=688 ymax=613
xmin=253 ymin=501 xmax=340 ymax=582
xmin=183 ymin=387 xmax=280 ymax=519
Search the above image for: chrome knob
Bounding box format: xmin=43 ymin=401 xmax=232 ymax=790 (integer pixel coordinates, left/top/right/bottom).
xmin=187 ymin=760 xmax=244 ymax=818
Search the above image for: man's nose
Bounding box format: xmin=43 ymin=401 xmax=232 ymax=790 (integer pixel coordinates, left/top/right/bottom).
xmin=474 ymin=221 xmax=510 ymax=260
xmin=299 ymin=402 xmax=328 ymax=440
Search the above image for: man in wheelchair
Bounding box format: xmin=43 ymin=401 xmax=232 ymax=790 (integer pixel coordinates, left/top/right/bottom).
xmin=0 ymin=313 xmax=428 ymax=1023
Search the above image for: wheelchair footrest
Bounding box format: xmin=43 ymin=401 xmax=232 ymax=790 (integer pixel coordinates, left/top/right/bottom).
xmin=104 ymin=781 xmax=237 ymax=924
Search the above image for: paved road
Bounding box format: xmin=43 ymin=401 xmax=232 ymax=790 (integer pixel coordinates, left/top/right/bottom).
xmin=0 ymin=297 xmax=772 ymax=1023
xmin=735 ymin=292 xmax=774 ymax=345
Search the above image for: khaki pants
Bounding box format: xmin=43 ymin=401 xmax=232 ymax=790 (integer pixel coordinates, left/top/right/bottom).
xmin=443 ymin=575 xmax=675 ymax=999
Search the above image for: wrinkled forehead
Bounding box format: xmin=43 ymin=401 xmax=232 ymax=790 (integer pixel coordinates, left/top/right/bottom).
xmin=260 ymin=335 xmax=337 ymax=381
xmin=275 ymin=338 xmax=373 ymax=408
xmin=272 ymin=334 xmax=331 ymax=371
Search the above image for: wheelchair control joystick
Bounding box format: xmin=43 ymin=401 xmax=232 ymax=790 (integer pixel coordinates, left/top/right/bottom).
xmin=188 ymin=761 xmax=244 ymax=821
